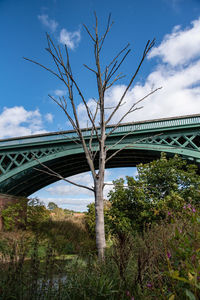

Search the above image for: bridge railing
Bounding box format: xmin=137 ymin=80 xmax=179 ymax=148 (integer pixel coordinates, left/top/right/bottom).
xmin=0 ymin=114 xmax=200 ymax=147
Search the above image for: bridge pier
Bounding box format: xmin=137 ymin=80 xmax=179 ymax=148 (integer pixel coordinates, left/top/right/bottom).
xmin=0 ymin=194 xmax=27 ymax=230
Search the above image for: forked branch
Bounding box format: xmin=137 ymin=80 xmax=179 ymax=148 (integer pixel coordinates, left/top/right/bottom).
xmin=106 ymin=39 xmax=155 ymax=125
xmin=33 ymin=157 xmax=94 ymax=192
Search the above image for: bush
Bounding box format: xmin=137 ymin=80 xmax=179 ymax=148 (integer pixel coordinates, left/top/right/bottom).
xmin=107 ymin=154 xmax=200 ymax=234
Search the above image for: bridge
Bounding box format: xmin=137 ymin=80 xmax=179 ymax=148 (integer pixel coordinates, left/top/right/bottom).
xmin=0 ymin=114 xmax=200 ymax=197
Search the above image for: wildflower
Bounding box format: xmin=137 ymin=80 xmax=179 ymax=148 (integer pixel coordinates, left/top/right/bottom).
xmin=131 ymin=297 xmax=135 ymax=300
xmin=167 ymin=251 xmax=172 ymax=259
xmin=187 ymin=203 xmax=192 ymax=209
xmin=126 ymin=291 xmax=130 ymax=297
xmin=183 ymin=205 xmax=186 ymax=209
xmin=146 ymin=282 xmax=153 ymax=288
xmin=192 ymin=208 xmax=196 ymax=213
xmin=168 ymin=211 xmax=172 ymax=216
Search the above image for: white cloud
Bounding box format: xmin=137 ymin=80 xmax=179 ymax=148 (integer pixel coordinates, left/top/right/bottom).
xmin=59 ymin=28 xmax=81 ymax=50
xmin=54 ymin=89 xmax=66 ymax=97
xmin=45 ymin=113 xmax=53 ymax=123
xmin=0 ymin=106 xmax=50 ymax=139
xmin=45 ymin=170 xmax=112 ymax=198
xmin=77 ymin=18 xmax=200 ymax=125
xmin=40 ymin=197 xmax=94 ymax=212
xmin=38 ymin=14 xmax=58 ymax=32
xmin=149 ymin=18 xmax=200 ymax=66
xmin=41 ymin=197 xmax=94 ymax=206
xmin=46 ymin=172 xmax=93 ymax=196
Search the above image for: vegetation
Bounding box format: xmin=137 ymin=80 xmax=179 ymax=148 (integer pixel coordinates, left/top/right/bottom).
xmin=108 ymin=153 xmax=200 ymax=234
xmin=0 ymin=154 xmax=200 ymax=299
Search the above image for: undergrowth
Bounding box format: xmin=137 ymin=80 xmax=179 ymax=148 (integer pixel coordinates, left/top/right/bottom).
xmin=0 ymin=204 xmax=199 ymax=299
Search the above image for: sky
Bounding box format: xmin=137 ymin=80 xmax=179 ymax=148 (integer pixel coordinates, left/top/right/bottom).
xmin=1 ymin=0 xmax=200 ymax=211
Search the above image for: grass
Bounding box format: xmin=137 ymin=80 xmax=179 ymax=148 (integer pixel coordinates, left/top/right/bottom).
xmin=0 ymin=205 xmax=200 ymax=299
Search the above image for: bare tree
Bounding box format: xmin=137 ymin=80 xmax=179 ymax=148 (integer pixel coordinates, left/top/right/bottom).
xmin=24 ymin=14 xmax=160 ymax=260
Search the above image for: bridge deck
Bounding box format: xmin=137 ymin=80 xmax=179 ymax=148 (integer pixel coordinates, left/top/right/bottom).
xmin=0 ymin=114 xmax=200 ymax=148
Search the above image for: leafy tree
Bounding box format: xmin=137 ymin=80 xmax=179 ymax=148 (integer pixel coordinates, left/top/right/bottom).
xmin=1 ymin=197 xmax=50 ymax=231
xmin=137 ymin=153 xmax=200 ymax=204
xmin=108 ymin=154 xmax=200 ymax=234
xmin=27 ymin=198 xmax=50 ymax=229
xmin=1 ymin=198 xmax=27 ymax=231
xmin=47 ymin=202 xmax=58 ymax=210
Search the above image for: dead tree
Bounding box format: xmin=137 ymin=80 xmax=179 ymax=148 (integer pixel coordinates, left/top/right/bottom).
xmin=24 ymin=14 xmax=160 ymax=260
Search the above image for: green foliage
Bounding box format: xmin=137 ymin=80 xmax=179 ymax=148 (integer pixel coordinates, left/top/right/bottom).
xmin=0 ymin=204 xmax=200 ymax=299
xmin=1 ymin=198 xmax=27 ymax=231
xmin=85 ymin=201 xmax=111 ymax=238
xmin=27 ymin=198 xmax=50 ymax=230
xmin=47 ymin=201 xmax=58 ymax=210
xmin=166 ymin=205 xmax=200 ymax=299
xmin=1 ymin=154 xmax=200 ymax=299
xmin=108 ymin=154 xmax=200 ymax=234
xmin=137 ymin=153 xmax=200 ymax=206
xmin=1 ymin=197 xmax=50 ymax=231
xmin=85 ymin=202 xmax=96 ymax=238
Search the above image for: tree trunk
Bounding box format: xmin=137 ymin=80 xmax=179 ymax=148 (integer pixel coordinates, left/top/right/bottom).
xmin=94 ymin=177 xmax=106 ymax=260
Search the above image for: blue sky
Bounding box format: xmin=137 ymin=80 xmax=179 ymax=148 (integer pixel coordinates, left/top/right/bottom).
xmin=1 ymin=0 xmax=200 ymax=211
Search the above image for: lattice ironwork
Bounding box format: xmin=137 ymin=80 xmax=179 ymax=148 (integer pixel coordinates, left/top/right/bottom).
xmin=0 ymin=146 xmax=66 ymax=174
xmin=140 ymin=132 xmax=200 ymax=151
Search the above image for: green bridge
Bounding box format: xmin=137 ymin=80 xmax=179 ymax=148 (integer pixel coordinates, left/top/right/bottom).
xmin=0 ymin=114 xmax=200 ymax=197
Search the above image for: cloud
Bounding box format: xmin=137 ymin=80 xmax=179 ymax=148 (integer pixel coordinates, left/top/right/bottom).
xmin=54 ymin=89 xmax=66 ymax=97
xmin=45 ymin=113 xmax=53 ymax=123
xmin=46 ymin=172 xmax=94 ymax=196
xmin=38 ymin=14 xmax=58 ymax=32
xmin=40 ymin=197 xmax=94 ymax=212
xmin=149 ymin=18 xmax=200 ymax=66
xmin=77 ymin=18 xmax=200 ymax=125
xmin=41 ymin=197 xmax=94 ymax=206
xmin=45 ymin=170 xmax=112 ymax=198
xmin=59 ymin=28 xmax=81 ymax=50
xmin=38 ymin=14 xmax=81 ymax=50
xmin=0 ymin=106 xmax=51 ymax=139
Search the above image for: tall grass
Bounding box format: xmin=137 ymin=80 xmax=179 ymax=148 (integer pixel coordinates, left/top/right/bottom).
xmin=0 ymin=205 xmax=199 ymax=299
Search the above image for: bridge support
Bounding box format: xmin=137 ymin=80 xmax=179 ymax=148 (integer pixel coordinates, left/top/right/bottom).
xmin=0 ymin=194 xmax=27 ymax=231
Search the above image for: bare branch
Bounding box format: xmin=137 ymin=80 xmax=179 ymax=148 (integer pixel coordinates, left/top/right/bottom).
xmin=56 ymin=132 xmax=81 ymax=145
xmin=105 ymin=43 xmax=130 ymax=75
xmin=83 ymin=23 xmax=96 ymax=42
xmin=105 ymin=131 xmax=133 ymax=153
xmin=106 ymin=39 xmax=156 ymax=125
xmin=105 ymin=132 xmax=162 ymax=164
xmin=105 ymin=73 xmax=126 ymax=90
xmin=99 ymin=13 xmax=114 ymax=52
xmin=23 ymin=57 xmax=63 ymax=81
xmin=33 ymin=160 xmax=94 ymax=192
xmin=104 ymin=101 xmax=126 ymax=110
xmin=105 ymin=48 xmax=131 ymax=86
xmin=48 ymin=94 xmax=78 ymax=133
xmin=105 ymin=87 xmax=162 ymax=139
xmin=83 ymin=64 xmax=98 ymax=75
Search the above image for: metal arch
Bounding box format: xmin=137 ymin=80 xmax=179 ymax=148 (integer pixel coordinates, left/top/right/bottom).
xmin=0 ymin=114 xmax=200 ymax=196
